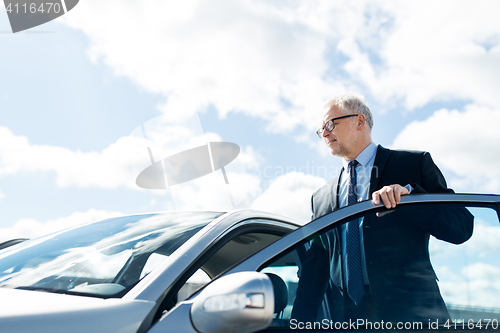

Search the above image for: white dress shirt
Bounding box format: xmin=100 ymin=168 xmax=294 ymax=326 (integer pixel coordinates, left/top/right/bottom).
xmin=339 ymin=142 xmax=377 ymax=285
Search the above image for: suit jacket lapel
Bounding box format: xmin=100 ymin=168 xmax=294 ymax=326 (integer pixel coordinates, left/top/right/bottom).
xmin=369 ymin=145 xmax=391 ymax=195
xmin=330 ymin=167 xmax=343 ymax=213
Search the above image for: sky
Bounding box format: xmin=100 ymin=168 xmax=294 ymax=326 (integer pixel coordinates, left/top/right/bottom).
xmin=0 ymin=0 xmax=500 ymax=242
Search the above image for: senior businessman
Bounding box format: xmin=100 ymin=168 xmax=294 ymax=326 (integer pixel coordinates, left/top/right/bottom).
xmin=291 ymin=93 xmax=473 ymax=323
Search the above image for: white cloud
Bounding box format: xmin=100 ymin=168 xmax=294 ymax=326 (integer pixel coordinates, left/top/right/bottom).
xmin=338 ymin=1 xmax=500 ymax=110
xmin=0 ymin=209 xmax=123 ymax=243
xmin=126 ymin=113 xmax=262 ymax=208
xmin=463 ymin=262 xmax=500 ymax=281
xmin=0 ymin=112 xmax=260 ymax=193
xmin=61 ymin=0 xmax=347 ymax=136
xmin=128 ymin=112 xmax=222 ymax=184
xmin=251 ymin=172 xmax=326 ymax=223
xmin=58 ymin=0 xmax=500 ymax=142
xmin=439 ymin=263 xmax=500 ymax=308
xmin=465 ymin=219 xmax=500 ymax=255
xmin=430 ymin=214 xmax=500 ymax=308
xmin=431 ymin=218 xmax=500 ymax=261
xmin=0 ymin=126 xmax=144 ymax=188
xmin=169 ymin=169 xmax=261 ymax=211
xmin=391 ymin=104 xmax=500 ymax=193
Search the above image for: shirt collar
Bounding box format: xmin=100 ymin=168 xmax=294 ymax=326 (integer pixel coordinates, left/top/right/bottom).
xmin=342 ymin=142 xmax=377 ymax=169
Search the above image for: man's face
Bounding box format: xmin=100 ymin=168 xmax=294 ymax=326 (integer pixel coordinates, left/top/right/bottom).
xmin=321 ymin=106 xmax=358 ymax=159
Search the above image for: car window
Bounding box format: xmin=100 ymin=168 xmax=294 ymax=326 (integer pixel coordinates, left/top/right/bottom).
xmin=160 ymin=221 xmax=293 ymax=315
xmin=177 ymin=269 xmax=211 ymax=302
xmin=261 ymin=251 xmax=300 ymax=320
xmin=430 ymin=206 xmax=500 ymax=321
xmin=259 ymin=202 xmax=500 ymax=330
xmin=174 ymin=231 xmax=284 ymax=301
xmin=201 ymin=231 xmax=283 ymax=279
xmin=142 ymin=254 xmax=212 ymax=303
xmin=140 ymin=253 xmax=167 ymax=279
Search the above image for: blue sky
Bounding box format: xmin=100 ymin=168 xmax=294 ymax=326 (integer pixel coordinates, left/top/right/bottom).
xmin=1 ymin=0 xmax=500 ymax=241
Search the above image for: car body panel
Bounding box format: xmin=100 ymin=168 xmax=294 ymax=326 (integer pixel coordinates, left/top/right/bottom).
xmin=0 ymin=288 xmax=155 ymax=333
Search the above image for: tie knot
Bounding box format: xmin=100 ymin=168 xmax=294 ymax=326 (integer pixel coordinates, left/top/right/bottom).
xmin=349 ymin=160 xmax=359 ymax=171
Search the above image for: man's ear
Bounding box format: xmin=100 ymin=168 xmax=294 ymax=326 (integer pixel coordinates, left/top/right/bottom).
xmin=357 ymin=114 xmax=366 ymax=128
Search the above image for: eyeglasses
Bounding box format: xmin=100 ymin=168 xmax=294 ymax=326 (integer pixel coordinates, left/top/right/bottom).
xmin=316 ymin=114 xmax=359 ymax=138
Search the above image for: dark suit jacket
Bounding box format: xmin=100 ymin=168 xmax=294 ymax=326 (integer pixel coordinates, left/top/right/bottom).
xmin=294 ymin=145 xmax=473 ymax=322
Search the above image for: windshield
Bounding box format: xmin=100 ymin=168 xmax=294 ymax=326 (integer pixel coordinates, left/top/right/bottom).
xmin=0 ymin=211 xmax=223 ymax=298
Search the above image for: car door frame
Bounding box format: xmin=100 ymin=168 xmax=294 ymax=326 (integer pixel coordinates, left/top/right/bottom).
xmin=226 ymin=193 xmax=500 ymax=276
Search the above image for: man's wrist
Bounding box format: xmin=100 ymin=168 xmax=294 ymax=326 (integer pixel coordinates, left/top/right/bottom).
xmin=404 ymin=184 xmax=414 ymax=194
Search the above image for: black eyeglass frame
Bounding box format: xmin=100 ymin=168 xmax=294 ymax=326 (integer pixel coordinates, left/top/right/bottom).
xmin=316 ymin=114 xmax=359 ymax=138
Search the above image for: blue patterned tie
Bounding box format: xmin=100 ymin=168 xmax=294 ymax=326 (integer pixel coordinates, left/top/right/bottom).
xmin=345 ymin=160 xmax=364 ymax=305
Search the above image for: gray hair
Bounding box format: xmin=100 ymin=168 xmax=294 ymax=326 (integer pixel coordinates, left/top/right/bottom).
xmin=323 ymin=93 xmax=374 ymax=129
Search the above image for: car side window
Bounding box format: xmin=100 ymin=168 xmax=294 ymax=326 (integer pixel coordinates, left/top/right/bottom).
xmin=261 ymin=249 xmax=301 ymax=320
xmin=259 ymin=202 xmax=500 ymax=330
xmin=161 ymin=222 xmax=292 ymax=314
xmin=430 ymin=206 xmax=500 ymax=322
xmin=199 ymin=232 xmax=280 ymax=279
xmin=177 ymin=268 xmax=211 ymax=302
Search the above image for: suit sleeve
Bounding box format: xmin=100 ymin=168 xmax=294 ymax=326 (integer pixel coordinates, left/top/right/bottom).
xmin=409 ymin=152 xmax=473 ymax=244
xmin=409 ymin=152 xmax=453 ymax=194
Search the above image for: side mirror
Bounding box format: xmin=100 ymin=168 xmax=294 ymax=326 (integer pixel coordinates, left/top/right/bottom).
xmin=190 ymin=272 xmax=274 ymax=333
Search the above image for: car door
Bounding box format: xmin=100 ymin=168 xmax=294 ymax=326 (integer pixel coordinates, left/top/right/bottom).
xmin=226 ymin=194 xmax=500 ymax=332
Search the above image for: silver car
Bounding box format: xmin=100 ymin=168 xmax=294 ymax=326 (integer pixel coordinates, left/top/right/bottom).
xmin=1 ymin=194 xmax=500 ymax=332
